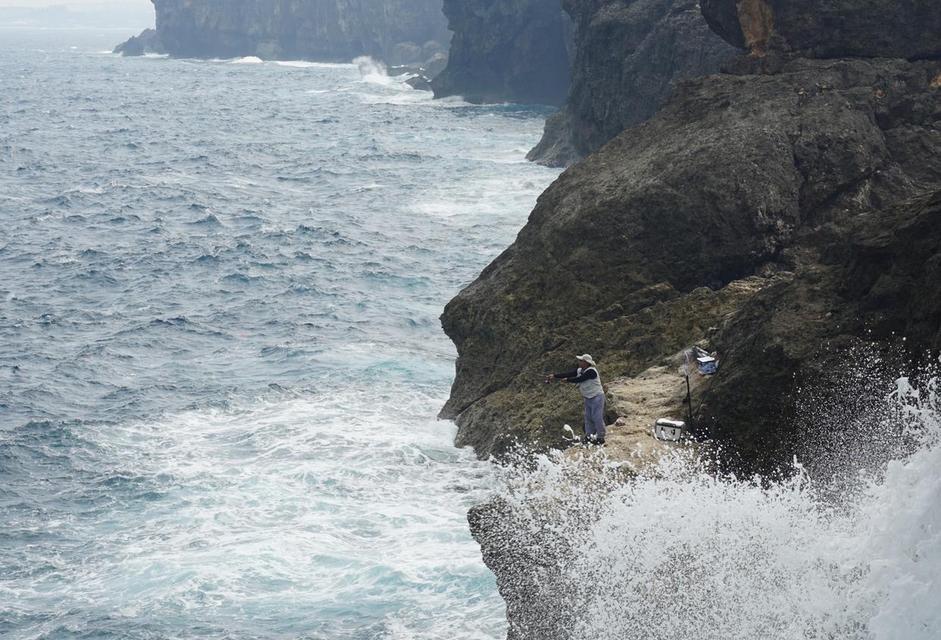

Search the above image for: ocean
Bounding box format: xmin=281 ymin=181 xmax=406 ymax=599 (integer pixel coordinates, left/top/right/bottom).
xmin=5 ymin=27 xmax=940 ymax=640
xmin=0 ymin=28 xmax=560 ymax=639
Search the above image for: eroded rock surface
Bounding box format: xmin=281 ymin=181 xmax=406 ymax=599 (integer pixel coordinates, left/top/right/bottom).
xmin=443 ymin=56 xmax=941 ymax=469
xmin=432 ymin=0 xmax=573 ymax=105
xmin=528 ymin=0 xmax=737 ymax=167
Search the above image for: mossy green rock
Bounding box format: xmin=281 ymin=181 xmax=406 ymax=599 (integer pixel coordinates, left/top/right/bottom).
xmin=442 ymin=56 xmax=941 ymax=472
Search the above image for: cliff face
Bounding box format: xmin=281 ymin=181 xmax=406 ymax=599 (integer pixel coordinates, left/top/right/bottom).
xmin=137 ymin=0 xmax=449 ymax=64
xmin=528 ymin=0 xmax=737 ymax=167
xmin=701 ymin=0 xmax=941 ymax=60
xmin=431 ymin=0 xmax=572 ymax=105
xmin=449 ymin=7 xmax=940 ymax=635
xmin=442 ymin=47 xmax=941 ymax=472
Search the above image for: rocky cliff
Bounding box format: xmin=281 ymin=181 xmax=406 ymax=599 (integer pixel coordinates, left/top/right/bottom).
xmin=114 ymin=28 xmax=165 ymax=57
xmin=701 ymin=0 xmax=941 ymax=60
xmin=528 ymin=0 xmax=738 ymax=167
xmin=442 ymin=7 xmax=941 ymax=473
xmin=431 ymin=0 xmax=572 ymax=105
xmin=117 ymin=0 xmax=450 ymax=65
xmin=448 ymin=3 xmax=940 ymax=636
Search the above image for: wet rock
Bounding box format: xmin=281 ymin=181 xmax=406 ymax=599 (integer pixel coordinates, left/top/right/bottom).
xmin=469 ymin=500 xmax=576 ymax=640
xmin=405 ymin=75 xmax=433 ymax=91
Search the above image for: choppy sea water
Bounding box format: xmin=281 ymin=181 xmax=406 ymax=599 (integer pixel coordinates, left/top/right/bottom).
xmin=0 ymin=29 xmax=561 ymax=639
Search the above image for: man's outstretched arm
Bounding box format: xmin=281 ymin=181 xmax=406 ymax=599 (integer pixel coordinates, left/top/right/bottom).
xmin=554 ymin=369 xmax=597 ymax=383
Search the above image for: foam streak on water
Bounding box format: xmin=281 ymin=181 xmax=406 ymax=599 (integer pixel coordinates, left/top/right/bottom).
xmin=0 ymin=29 xmax=561 ymax=639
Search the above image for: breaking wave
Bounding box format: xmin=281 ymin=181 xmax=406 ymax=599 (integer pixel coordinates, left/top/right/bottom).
xmin=490 ymin=374 xmax=941 ymax=639
xmin=231 ymin=55 xmax=264 ymax=65
xmin=0 ymin=29 xmax=562 ymax=640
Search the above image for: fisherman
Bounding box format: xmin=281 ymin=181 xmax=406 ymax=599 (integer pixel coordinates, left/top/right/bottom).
xmin=546 ymin=354 xmax=606 ymax=445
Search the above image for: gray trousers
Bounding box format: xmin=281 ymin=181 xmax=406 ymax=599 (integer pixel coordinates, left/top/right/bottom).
xmin=583 ymin=394 xmax=606 ymax=440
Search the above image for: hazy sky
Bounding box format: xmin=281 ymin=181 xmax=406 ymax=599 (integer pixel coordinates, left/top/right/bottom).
xmin=0 ymin=1 xmax=154 ymax=28
xmin=0 ymin=1 xmax=151 ymax=6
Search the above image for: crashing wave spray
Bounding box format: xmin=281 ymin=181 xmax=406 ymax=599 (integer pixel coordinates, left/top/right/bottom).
xmin=480 ymin=375 xmax=941 ymax=640
xmin=354 ymin=55 xmax=395 ymax=85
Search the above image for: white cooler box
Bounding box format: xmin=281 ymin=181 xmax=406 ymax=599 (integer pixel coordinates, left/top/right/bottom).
xmin=654 ymin=418 xmax=688 ymax=442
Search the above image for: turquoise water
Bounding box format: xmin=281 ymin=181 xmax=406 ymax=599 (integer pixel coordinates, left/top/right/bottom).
xmin=0 ymin=28 xmax=560 ymax=639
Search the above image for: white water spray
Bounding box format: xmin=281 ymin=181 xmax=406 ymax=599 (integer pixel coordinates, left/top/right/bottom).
xmin=354 ymin=55 xmax=395 ymax=85
xmin=489 ymin=376 xmax=941 ymax=639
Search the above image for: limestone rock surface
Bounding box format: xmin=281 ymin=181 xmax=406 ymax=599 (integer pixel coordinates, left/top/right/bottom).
xmin=442 ymin=56 xmax=941 ymax=469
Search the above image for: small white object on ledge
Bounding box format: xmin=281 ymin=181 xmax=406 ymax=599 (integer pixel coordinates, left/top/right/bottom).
xmin=654 ymin=418 xmax=688 ymax=442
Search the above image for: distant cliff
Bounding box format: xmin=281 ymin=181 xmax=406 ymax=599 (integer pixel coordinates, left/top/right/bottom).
xmin=432 ymin=0 xmax=572 ymax=105
xmin=529 ymin=0 xmax=737 ymax=167
xmin=116 ymin=0 xmax=450 ymax=65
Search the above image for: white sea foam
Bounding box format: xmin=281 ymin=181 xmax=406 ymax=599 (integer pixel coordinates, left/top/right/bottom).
xmin=353 ymin=55 xmax=403 ymax=87
xmin=0 ymin=42 xmax=563 ymax=639
xmin=275 ymin=60 xmax=353 ymax=69
xmin=0 ymin=387 xmax=506 ymax=639
xmin=492 ymin=376 xmax=941 ymax=639
xmin=231 ymin=56 xmax=264 ymax=65
xmin=357 ymin=90 xmax=434 ymax=107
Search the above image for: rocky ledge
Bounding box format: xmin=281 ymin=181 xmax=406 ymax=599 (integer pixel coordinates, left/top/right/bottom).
xmin=443 ymin=53 xmax=941 ymax=474
xmin=116 ymin=0 xmax=450 ymax=67
xmin=448 ymin=4 xmax=940 ymax=637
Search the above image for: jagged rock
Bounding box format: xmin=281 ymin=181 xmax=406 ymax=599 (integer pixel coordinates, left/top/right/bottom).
xmin=700 ymin=0 xmax=941 ymax=60
xmin=405 ymin=74 xmax=433 ymax=91
xmin=432 ymin=0 xmax=572 ymax=105
xmin=528 ymin=0 xmax=737 ymax=167
xmin=441 ymin=56 xmax=941 ymax=469
xmin=526 ymin=109 xmax=580 ymax=168
xmin=113 ymin=28 xmax=164 ymax=57
xmin=423 ymin=51 xmax=449 ymax=78
xmin=469 ymin=500 xmax=576 ymax=640
xmin=145 ymin=0 xmax=449 ymax=64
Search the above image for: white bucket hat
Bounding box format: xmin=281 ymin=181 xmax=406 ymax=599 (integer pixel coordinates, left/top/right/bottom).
xmin=576 ymin=354 xmax=597 ymax=366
